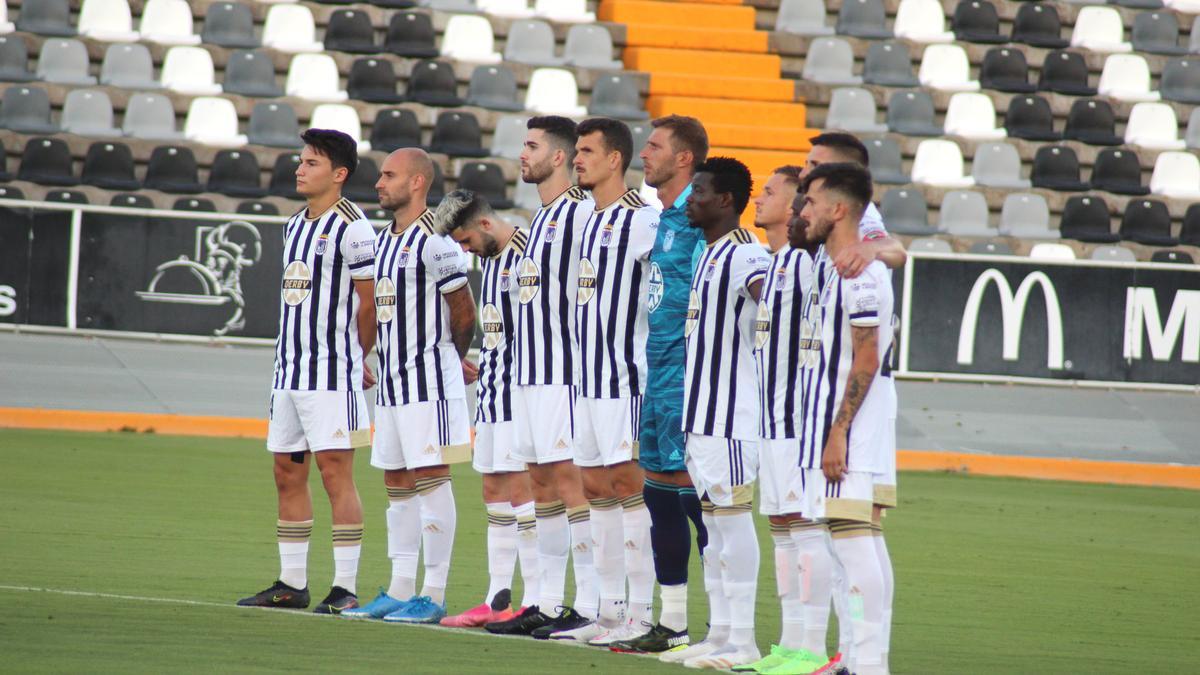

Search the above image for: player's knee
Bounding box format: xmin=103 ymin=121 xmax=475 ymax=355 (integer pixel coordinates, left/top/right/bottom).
xmin=413 ymin=464 xmax=450 ymax=481
xmin=481 ymin=474 xmax=509 ymax=503
xmin=273 ymin=457 xmax=307 ymax=492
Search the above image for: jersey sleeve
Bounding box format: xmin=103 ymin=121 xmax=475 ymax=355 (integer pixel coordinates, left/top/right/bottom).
xmin=425 ymin=234 xmax=469 ymax=294
xmin=342 ymin=218 xmax=377 ymax=280
xmin=631 ymin=207 xmax=660 ymax=261
xmin=844 ymin=262 xmax=886 ymax=327
xmin=732 ymin=244 xmax=771 ymax=298
xmin=859 ymin=202 xmax=888 ymax=242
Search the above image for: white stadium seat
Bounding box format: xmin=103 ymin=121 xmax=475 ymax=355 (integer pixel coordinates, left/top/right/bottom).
xmin=78 ymin=0 xmax=139 ymax=42
xmin=524 ymin=68 xmax=587 ymax=117
xmin=184 ymin=96 xmax=247 ymax=148
xmin=944 ymin=93 xmax=1006 ymax=140
xmin=534 ymin=0 xmax=595 ymax=23
xmin=912 ymin=139 xmax=975 ymax=188
xmin=1070 ymin=7 xmax=1132 ymax=53
xmin=286 ymin=54 xmax=348 ymax=103
xmin=1150 ymin=151 xmax=1200 ymax=199
xmin=160 ymin=46 xmax=222 ymax=95
xmin=309 ymin=104 xmax=371 ymax=152
xmin=0 ymin=4 xmax=14 ymax=34
xmin=1098 ymin=54 xmax=1160 ymax=102
xmin=1028 ymin=243 xmax=1076 ymax=260
xmin=1125 ymin=102 xmax=1186 ymax=151
xmin=262 ymin=4 xmax=323 ymax=53
xmin=919 ymin=44 xmax=980 ymax=91
xmin=479 ymin=0 xmax=534 ymax=19
xmin=139 ymin=0 xmax=202 ymax=46
xmin=894 ymin=0 xmax=954 ymax=43
xmin=1165 ymin=0 xmax=1200 ymax=15
xmin=441 ymin=15 xmax=503 ymax=65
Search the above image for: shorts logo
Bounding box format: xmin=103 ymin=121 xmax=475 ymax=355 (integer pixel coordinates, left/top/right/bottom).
xmin=684 ymin=291 xmax=701 ymax=337
xmin=647 ymin=262 xmax=664 ymax=313
xmin=554 ymin=438 xmax=568 ymax=450
xmin=481 ymin=303 xmax=504 ymax=350
xmin=544 ymin=221 xmax=558 ymax=243
xmin=332 ymin=429 xmax=346 ymax=439
xmin=424 ymin=444 xmax=438 ymax=455
xmin=375 ymin=277 xmax=397 ymax=323
xmin=282 ymin=260 xmax=312 ymax=306
xmin=662 ymin=230 xmax=675 ymax=252
xmin=577 ymin=258 xmax=597 ymax=305
xmin=499 ymin=268 xmax=511 ymax=291
xmin=754 ymin=302 xmax=771 ymax=351
xmin=518 ymin=258 xmax=541 ymax=304
xmin=787 ymin=491 xmax=798 ymax=501
xmin=315 ymin=234 xmax=328 ymax=256
xmin=619 ymin=440 xmax=631 ymax=450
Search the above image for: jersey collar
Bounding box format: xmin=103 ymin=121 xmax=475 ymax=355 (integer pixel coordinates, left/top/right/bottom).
xmin=666 ymin=184 xmax=692 ymax=214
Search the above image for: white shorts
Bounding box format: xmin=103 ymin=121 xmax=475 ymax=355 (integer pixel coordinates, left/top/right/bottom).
xmin=684 ymin=434 xmax=759 ymax=508
xmin=512 ymin=384 xmax=575 ymax=465
xmin=267 ymin=389 xmax=371 ymax=453
xmin=759 ymin=437 xmax=806 ymax=516
xmin=371 ymin=399 xmax=471 ymax=470
xmin=473 ymin=420 xmax=527 ymax=474
xmin=803 ymin=468 xmax=897 ymax=523
xmin=574 ymin=395 xmax=641 ymax=468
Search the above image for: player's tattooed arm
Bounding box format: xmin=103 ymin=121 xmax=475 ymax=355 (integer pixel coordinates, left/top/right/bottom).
xmin=833 ymin=325 xmax=879 ymax=430
xmin=445 ymin=285 xmax=477 ymax=359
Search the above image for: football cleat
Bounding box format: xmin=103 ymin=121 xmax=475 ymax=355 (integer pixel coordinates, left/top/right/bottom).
xmin=441 ymin=603 xmax=503 ymax=627
xmin=684 ymin=644 xmax=762 ymax=670
xmin=661 ymin=639 xmax=721 ymax=664
xmin=340 ymin=590 xmax=409 ymax=619
xmin=588 ymin=619 xmax=651 ymax=647
xmin=236 ymin=580 xmax=310 ymax=609
xmin=737 ymin=645 xmax=825 ymax=673
xmin=530 ymin=606 xmax=592 ymax=640
xmin=546 ymin=618 xmax=602 ymax=642
xmin=312 ymin=586 xmax=358 ymax=614
xmin=609 ymin=622 xmax=689 ymax=654
xmin=484 ymin=605 xmax=553 ymax=635
xmin=382 ymin=595 xmax=446 ymax=624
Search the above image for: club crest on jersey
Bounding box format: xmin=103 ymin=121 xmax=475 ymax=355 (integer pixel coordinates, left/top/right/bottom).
xmin=499 ymin=268 xmax=511 ymax=291
xmin=577 ymin=258 xmax=597 ymax=305
xmin=755 ymin=303 xmax=771 ymax=351
xmin=662 ymin=230 xmax=675 ymax=252
xmin=704 ymin=259 xmax=718 ymax=281
xmin=518 ymin=257 xmax=541 ymax=304
xmin=315 ymin=234 xmax=328 ymax=256
xmin=481 ymin=303 xmax=503 ymax=350
xmin=375 ymin=277 xmax=396 ymax=323
xmin=647 ymin=262 xmax=664 ymax=313
xmin=600 ymin=222 xmax=614 ymax=246
xmin=397 ymin=246 xmax=411 ymax=268
xmin=544 ymin=220 xmax=558 ymax=243
xmin=281 ymin=260 xmax=312 ymax=306
xmin=774 ymin=266 xmax=788 ymax=292
xmin=685 ymin=290 xmax=701 ymax=336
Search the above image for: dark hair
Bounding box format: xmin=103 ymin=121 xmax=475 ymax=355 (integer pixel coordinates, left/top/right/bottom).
xmin=527 ymin=115 xmax=578 ymax=159
xmin=434 ymin=189 xmax=492 ymax=236
xmin=800 ymin=162 xmax=874 ymax=216
xmin=773 ymin=165 xmax=803 ymax=187
xmin=651 ymin=114 xmax=709 ymax=170
xmin=810 ymin=132 xmax=869 ymax=166
xmin=696 ymin=156 xmax=754 ymax=215
xmin=576 ymin=117 xmax=634 ymax=173
xmin=301 ymin=128 xmax=359 ymax=179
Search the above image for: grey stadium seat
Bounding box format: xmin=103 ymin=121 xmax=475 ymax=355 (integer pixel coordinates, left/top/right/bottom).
xmin=62 ymin=89 xmax=121 ymax=137
xmin=16 ymin=0 xmax=76 ymax=36
xmin=837 ymin=0 xmax=891 ymax=39
xmin=1187 ymin=108 xmax=1200 ymax=150
xmin=587 ymin=74 xmax=648 ymax=120
xmin=247 ymin=102 xmax=300 ymax=148
xmin=564 ymin=25 xmax=621 ymax=69
xmin=908 ymin=237 xmax=952 ymax=253
xmin=776 ymin=0 xmax=834 ymax=36
xmin=939 ymin=190 xmax=995 ymax=237
xmin=423 ymin=0 xmax=477 ymax=10
xmin=1132 ymin=12 xmax=1186 ymax=55
xmin=202 ymin=2 xmax=259 ymax=49
xmin=972 ymin=142 xmax=1031 ymax=189
xmin=0 ymin=86 xmax=59 ymax=134
xmin=999 ymin=193 xmax=1056 ymax=239
xmin=629 ymin=121 xmax=651 ymax=170
xmin=880 ymin=188 xmax=935 ymax=235
xmin=969 ymin=241 xmax=1012 ymax=256
xmin=1091 ymin=245 xmax=1136 ymax=262
xmin=863 ymin=41 xmax=918 ymax=87
xmin=0 ymin=35 xmax=36 ymax=82
xmin=1160 ymin=58 xmax=1200 ymax=104
xmin=490 ymin=114 xmax=529 ymax=161
xmin=826 ymin=87 xmax=887 ymax=134
xmin=466 ymin=65 xmax=523 ymax=111
xmin=122 ymin=93 xmax=183 ymax=141
xmin=37 ymin=39 xmax=95 ymax=86
xmin=224 ymin=49 xmax=283 ymax=98
xmin=100 ymin=44 xmax=159 ymax=90
xmin=505 ymin=20 xmax=563 ymax=67
xmin=887 ymin=90 xmax=941 ymax=136
xmin=866 ymin=137 xmax=909 ymax=184
xmin=803 ymin=38 xmax=861 ymax=85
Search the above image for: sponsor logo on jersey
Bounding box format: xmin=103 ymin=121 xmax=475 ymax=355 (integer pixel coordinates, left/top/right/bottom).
xmin=685 ymin=291 xmax=701 ymax=336
xmin=282 ymin=260 xmax=313 ymax=306
xmin=481 ymin=303 xmax=503 ymax=350
xmin=518 ymin=258 xmax=541 ymax=304
xmin=577 ymin=258 xmax=597 ymax=305
xmin=375 ymin=276 xmax=397 ymax=323
xmin=647 ymin=262 xmax=664 ymax=313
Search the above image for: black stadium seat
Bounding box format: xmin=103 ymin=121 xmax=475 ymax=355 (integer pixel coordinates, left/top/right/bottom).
xmin=112 ymin=193 xmax=155 ymax=208
xmin=406 ymin=60 xmax=463 ymax=107
xmin=1091 ymin=149 xmax=1149 ymax=196
xmin=953 ymin=0 xmax=1006 ymax=44
xmin=82 ymin=142 xmax=140 ymax=191
xmin=426 ymin=162 xmax=446 ymax=207
xmin=0 ymin=144 xmax=11 ymax=182
xmin=385 ymin=12 xmax=439 ymax=58
xmin=980 ymin=48 xmax=1035 ymax=92
xmin=1060 ymin=195 xmax=1117 ymax=243
xmin=1005 ymin=95 xmax=1059 ymax=141
xmin=237 ymin=200 xmax=280 ymax=216
xmin=324 ymin=10 xmax=379 ymax=53
xmin=45 ymin=190 xmax=89 ymax=204
xmin=1030 ymin=145 xmax=1088 ymax=192
xmin=457 ymin=162 xmax=513 ymax=210
xmin=269 ymin=153 xmax=302 ymax=200
xmin=371 ymin=108 xmax=425 ymax=153
xmin=17 ymin=137 xmax=77 ymax=186
xmin=1011 ymin=3 xmax=1067 ymax=49
xmin=173 ymin=197 xmax=217 ymax=212
xmin=1182 ymin=204 xmax=1200 ymax=246
xmin=1038 ymin=50 xmax=1097 ymax=96
xmin=430 ymin=112 xmax=488 ymax=158
xmin=343 ymin=157 xmax=381 ymax=202
xmin=1120 ymin=199 xmax=1176 ymax=246
xmin=1063 ymin=99 xmax=1122 ymax=146
xmin=208 ymin=150 xmax=266 ymax=198
xmin=144 ymin=145 xmax=204 ymax=194
xmin=1151 ymin=250 xmax=1193 ymax=264
xmin=348 ymin=58 xmax=404 ymax=103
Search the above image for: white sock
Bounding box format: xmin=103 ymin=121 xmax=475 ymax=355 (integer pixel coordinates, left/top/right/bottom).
xmin=831 ymin=529 xmax=886 ymax=673
xmin=621 ymin=495 xmax=654 ymax=626
xmin=417 ymin=477 xmax=456 ymax=605
xmin=829 ymin=536 xmax=851 ymax=660
xmin=331 ymin=523 xmax=363 ymax=594
xmin=514 ymin=501 xmax=540 ymax=609
xmin=590 ymin=501 xmax=625 ymax=627
xmin=793 ymin=524 xmax=834 ymax=658
xmin=485 ymin=501 xmax=518 ymax=606
xmin=700 ymin=511 xmax=730 ymax=640
xmin=568 ymin=505 xmax=599 ymax=620
xmin=875 ymin=529 xmax=894 ymax=670
xmin=659 ymin=583 xmax=687 ymax=632
xmin=277 ymin=519 xmax=312 ymax=590
xmin=386 ymin=492 xmax=419 ymax=600
xmin=773 ymin=527 xmax=803 ymax=651
xmin=715 ymin=511 xmax=759 ymax=649
xmin=535 ymin=502 xmax=569 ymax=609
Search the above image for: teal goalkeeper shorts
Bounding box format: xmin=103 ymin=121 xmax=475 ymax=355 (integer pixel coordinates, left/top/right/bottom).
xmin=639 ymin=364 xmax=688 ymax=473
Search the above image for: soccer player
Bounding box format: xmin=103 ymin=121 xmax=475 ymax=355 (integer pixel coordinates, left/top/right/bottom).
xmin=798 ymin=162 xmax=898 ymax=675
xmin=486 ymin=116 xmax=596 ymax=638
xmin=434 ymin=190 xmax=541 ymax=628
xmin=341 ymin=148 xmax=477 ymax=624
xmin=619 ymin=114 xmax=710 ymax=657
xmin=564 ymin=118 xmax=659 ymax=646
xmin=238 ymin=128 xmax=377 ymax=614
xmin=675 ymin=157 xmax=770 ymax=670
xmin=752 ymin=165 xmax=802 ymax=254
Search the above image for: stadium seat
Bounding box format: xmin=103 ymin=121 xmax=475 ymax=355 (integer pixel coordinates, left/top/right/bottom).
xmin=458 ymin=161 xmax=514 ymax=209
xmin=17 ymin=138 xmax=77 ymax=186
xmin=173 ymin=197 xmax=216 ymax=212
xmin=1120 ymin=199 xmax=1176 ymax=245
xmin=944 ymin=93 xmax=1006 ymax=140
xmin=1188 ymin=108 xmax=1200 ymax=150
xmin=1132 ymin=12 xmax=1186 ymax=55
xmin=826 ymin=87 xmax=888 ymax=134
xmin=804 ymin=38 xmax=862 ymax=85
xmin=908 ymin=237 xmax=952 ymax=253
xmin=1027 ymin=243 xmax=1075 ymax=260
xmin=112 ymin=193 xmax=155 ymax=208
xmin=1030 ymin=145 xmax=1088 ymax=191
xmin=918 ymin=44 xmax=979 ymax=91
xmin=1191 ymin=17 xmax=1200 ymax=54
xmin=564 ymin=25 xmax=621 ymax=69
xmin=427 ymin=162 xmax=446 ymax=206
xmin=407 ymin=60 xmax=464 ymax=107
xmin=385 ymin=12 xmax=439 ymax=58
xmin=424 ymin=0 xmax=478 ymax=10
xmin=0 ymin=86 xmax=59 ymax=134
xmin=203 ymin=2 xmax=259 ymax=48
xmin=979 ymin=48 xmax=1035 ymax=92
xmin=1038 ymin=50 xmax=1097 ymax=96
xmin=1090 ymin=245 xmax=1136 ymax=262
xmin=78 ymin=0 xmax=138 ymax=42
xmin=347 ymin=58 xmax=403 ymax=103
xmin=61 ymin=89 xmax=120 ymax=137
xmin=123 ymin=93 xmax=182 ymax=140
xmin=862 ymin=41 xmax=919 ymax=87
xmin=880 ymin=187 xmax=936 ymax=234
xmin=325 ymin=9 xmax=378 ymax=53
xmin=505 ymin=20 xmax=563 ymax=66
xmin=37 ymin=39 xmax=96 ymax=86
xmin=370 ymin=108 xmax=424 ymax=152
xmin=1062 ymin=99 xmax=1122 ymax=145
xmin=973 ymin=142 xmax=1030 ymax=189
xmin=952 ymin=0 xmax=1006 ymax=44
xmin=1181 ymin=203 xmax=1200 ymax=245
xmin=139 ymin=0 xmax=201 ymax=45
xmin=1091 ymin=148 xmax=1149 ymax=195
xmin=514 ymin=178 xmax=541 ymax=210
xmin=524 ymin=68 xmax=586 ymax=116
xmin=45 ymin=190 xmax=89 ymax=204
xmin=269 ymin=152 xmax=302 ymax=200
xmin=939 ymin=190 xmax=995 ymax=237
xmin=629 ymin=122 xmax=651 ymax=170
xmin=1125 ymin=102 xmax=1186 ymax=150
xmin=893 ymin=0 xmax=954 ymax=43
xmin=866 ymin=137 xmax=909 ymax=184
xmin=1011 ymin=3 xmax=1068 ymax=48
xmin=776 ymin=0 xmax=835 ymax=36
xmin=160 ymin=46 xmax=221 ymax=95
xmin=534 ymin=0 xmax=594 ymax=23
xmin=479 ymin=0 xmax=534 ymax=19
xmin=588 ymin=74 xmax=648 ymax=120
xmin=1098 ymin=54 xmax=1159 ymax=102
xmin=1160 ymin=58 xmax=1200 ymax=104
xmin=0 ymin=146 xmax=10 ymax=181
xmin=16 ymin=0 xmax=75 ymax=37
xmin=286 ymin=54 xmax=349 ymax=102
xmin=144 ymin=145 xmax=203 ymax=193
xmin=184 ymin=97 xmax=248 ymax=148
xmin=1150 ymin=249 xmax=1193 ymax=264
xmin=237 ymin=200 xmax=280 ymax=216
xmin=0 ymin=36 xmax=35 ymax=82
xmin=1113 ymin=0 xmax=1164 ymax=9
xmin=1150 ymin=151 xmax=1200 ymax=199
xmin=887 ymin=90 xmax=942 ymax=136
xmin=1071 ymin=7 xmax=1131 ymax=53
xmin=262 ymin=4 xmax=322 ymax=53
xmin=310 ymin=104 xmax=370 ymax=152
xmin=913 ymin=140 xmax=974 ymax=187
xmin=344 ymin=156 xmax=381 ymax=202
xmin=1060 ymin=195 xmax=1116 ymax=242
xmin=208 ymin=150 xmax=265 ymax=197
xmin=1000 ymin=193 xmax=1056 ymax=239
xmin=441 ymin=15 xmax=502 ymax=64
xmin=1165 ymin=0 xmax=1200 ymax=13
xmin=247 ymin=102 xmax=300 ymax=148
xmin=100 ymin=43 xmax=158 ymax=89
xmin=491 ymin=114 xmax=529 ymax=160
xmin=467 ymin=65 xmax=524 ymax=111
xmin=82 ymin=142 xmax=139 ymax=190
xmin=224 ymin=49 xmax=284 ymax=97
xmin=0 ymin=5 xmax=11 ymax=34
xmin=1004 ymin=95 xmax=1059 ymax=141
xmin=968 ymin=241 xmax=1012 ymax=255
xmin=837 ymin=0 xmax=891 ymax=39
xmin=429 ymin=111 xmax=487 ymax=157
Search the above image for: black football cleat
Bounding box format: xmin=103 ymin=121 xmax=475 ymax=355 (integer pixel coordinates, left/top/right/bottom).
xmin=313 ymin=586 xmax=359 ymax=614
xmin=530 ymin=606 xmax=593 ymax=640
xmin=236 ymin=580 xmax=310 ymax=609
xmin=609 ymin=622 xmax=689 ymax=653
xmin=484 ymin=604 xmax=553 ymax=635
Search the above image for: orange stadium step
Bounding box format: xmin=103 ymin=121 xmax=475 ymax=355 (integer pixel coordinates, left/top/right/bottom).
xmin=624 ymin=24 xmax=769 ymax=53
xmin=647 ymin=73 xmax=795 ymax=102
xmin=712 ymin=147 xmax=808 ymax=176
xmin=598 ymin=0 xmax=758 ymax=30
xmin=623 ymin=47 xmax=781 ymax=78
xmin=706 ymin=123 xmax=818 ymax=152
xmin=647 ymin=96 xmax=809 ymax=128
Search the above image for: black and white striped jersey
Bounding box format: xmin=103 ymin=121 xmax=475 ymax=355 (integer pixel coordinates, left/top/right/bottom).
xmin=476 ymin=228 xmax=530 ymax=423
xmin=755 ymin=246 xmax=814 ymax=440
xmin=575 ymin=190 xmax=659 ymax=399
xmin=514 ymin=185 xmax=595 ymax=387
xmin=683 ymin=228 xmax=771 ymax=440
xmin=272 ymin=198 xmax=376 ymax=391
xmin=374 ymin=210 xmax=470 ymax=407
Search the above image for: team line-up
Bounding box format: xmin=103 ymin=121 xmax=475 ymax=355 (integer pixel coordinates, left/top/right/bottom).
xmin=239 ymin=114 xmax=908 ymax=675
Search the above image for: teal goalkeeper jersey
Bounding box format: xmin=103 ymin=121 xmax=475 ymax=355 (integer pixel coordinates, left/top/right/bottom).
xmin=646 ymin=185 xmax=704 ymax=376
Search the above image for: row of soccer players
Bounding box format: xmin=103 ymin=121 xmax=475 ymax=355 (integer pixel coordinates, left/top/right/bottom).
xmin=238 ymin=117 xmax=905 ymax=675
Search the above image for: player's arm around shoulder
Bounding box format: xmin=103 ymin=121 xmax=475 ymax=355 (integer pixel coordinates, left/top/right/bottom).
xmin=735 ymin=242 xmax=771 ymax=303
xmin=837 ymin=205 xmax=908 ymax=277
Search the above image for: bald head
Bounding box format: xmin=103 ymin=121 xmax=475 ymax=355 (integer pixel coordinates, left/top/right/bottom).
xmin=376 ymin=148 xmax=436 ymax=212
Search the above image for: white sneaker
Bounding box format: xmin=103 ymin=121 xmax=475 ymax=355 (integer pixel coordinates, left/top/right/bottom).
xmin=660 ymin=639 xmax=721 ymax=664
xmin=587 ymin=620 xmax=646 ymax=647
xmin=548 ymin=619 xmax=602 ymax=643
xmin=684 ymin=643 xmax=762 ymax=670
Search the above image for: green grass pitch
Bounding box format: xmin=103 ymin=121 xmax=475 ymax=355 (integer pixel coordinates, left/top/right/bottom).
xmin=1 ymin=428 xmax=1198 ymax=673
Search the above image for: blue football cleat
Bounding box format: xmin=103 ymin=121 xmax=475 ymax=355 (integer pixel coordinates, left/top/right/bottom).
xmin=382 ymin=596 xmax=446 ymax=624
xmin=340 ymin=589 xmax=409 ymax=619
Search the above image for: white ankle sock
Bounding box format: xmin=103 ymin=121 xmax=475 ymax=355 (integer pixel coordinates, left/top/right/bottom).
xmin=514 ymin=501 xmax=540 ymax=609
xmin=417 ymin=478 xmax=456 ymax=604
xmin=659 ymin=583 xmax=688 ymax=632
xmin=535 ymin=502 xmax=569 ymax=609
xmin=386 ymin=493 xmax=419 ymax=600
xmin=277 ymin=519 xmax=312 ymax=590
xmin=485 ymin=501 xmax=518 ymax=605
xmin=792 ymin=524 xmax=834 ymax=658
xmin=773 ymin=529 xmax=803 ymax=651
